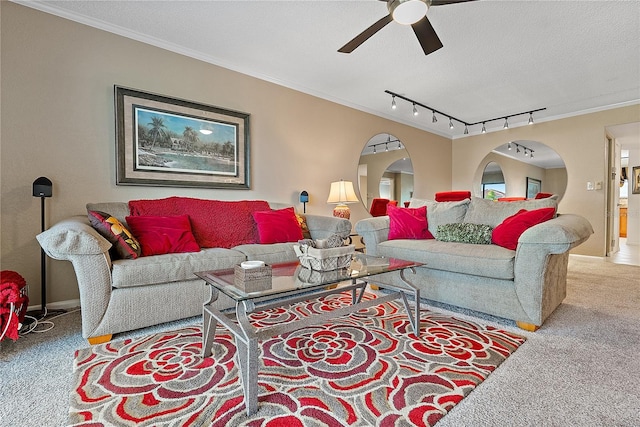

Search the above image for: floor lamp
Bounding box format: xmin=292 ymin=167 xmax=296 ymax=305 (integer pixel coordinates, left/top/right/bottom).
xmin=29 ymin=177 xmax=64 ymax=319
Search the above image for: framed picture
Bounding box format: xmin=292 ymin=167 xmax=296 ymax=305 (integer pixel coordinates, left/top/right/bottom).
xmin=633 ymin=166 xmax=640 ymax=194
xmin=115 ymin=86 xmax=250 ymax=189
xmin=526 ymin=177 xmax=542 ymax=199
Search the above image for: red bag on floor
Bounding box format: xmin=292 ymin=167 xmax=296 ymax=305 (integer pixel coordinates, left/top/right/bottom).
xmin=0 ymin=270 xmax=29 ymax=341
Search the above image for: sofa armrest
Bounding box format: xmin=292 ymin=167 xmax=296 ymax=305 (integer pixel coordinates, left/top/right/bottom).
xmin=354 ymin=216 xmax=391 ymax=256
xmin=517 ymin=213 xmax=594 ymax=250
xmin=303 ymin=214 xmax=352 ymax=240
xmin=513 ymin=214 xmax=593 ymax=324
xmin=36 ymin=216 xmax=114 ymax=337
xmin=36 ymin=215 xmax=112 ymax=258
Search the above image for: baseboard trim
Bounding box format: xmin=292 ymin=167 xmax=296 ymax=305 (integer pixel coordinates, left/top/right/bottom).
xmin=26 ymin=299 xmax=80 ymax=312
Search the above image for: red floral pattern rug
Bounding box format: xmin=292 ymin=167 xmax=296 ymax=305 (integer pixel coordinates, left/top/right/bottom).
xmin=70 ymin=292 xmax=525 ymax=426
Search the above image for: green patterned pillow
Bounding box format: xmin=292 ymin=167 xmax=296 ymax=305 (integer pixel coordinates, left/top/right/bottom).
xmin=436 ymin=223 xmax=493 ymax=245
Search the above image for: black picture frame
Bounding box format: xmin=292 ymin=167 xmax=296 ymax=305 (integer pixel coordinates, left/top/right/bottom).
xmin=115 ymin=86 xmax=250 ymax=189
xmin=526 ymin=177 xmax=542 ymax=199
xmin=632 ymin=166 xmax=640 ymax=194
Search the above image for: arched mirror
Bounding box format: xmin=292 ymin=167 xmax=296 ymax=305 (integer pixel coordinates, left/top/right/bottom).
xmin=473 ymin=140 xmax=567 ymax=201
xmin=481 ymin=162 xmax=506 ymax=200
xmin=358 ymin=133 xmax=414 ymax=215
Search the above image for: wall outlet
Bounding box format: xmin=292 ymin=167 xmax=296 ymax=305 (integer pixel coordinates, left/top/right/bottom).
xmin=587 ymin=182 xmax=594 ymax=191
xmin=595 ymin=181 xmax=603 ymax=190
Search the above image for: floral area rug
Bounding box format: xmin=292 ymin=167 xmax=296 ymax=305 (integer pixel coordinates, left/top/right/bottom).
xmin=70 ymin=292 xmax=525 ymax=426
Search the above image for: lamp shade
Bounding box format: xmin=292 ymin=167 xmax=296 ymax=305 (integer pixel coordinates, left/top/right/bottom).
xmin=327 ymin=180 xmax=359 ymax=204
xmin=327 ymin=180 xmax=359 ymax=219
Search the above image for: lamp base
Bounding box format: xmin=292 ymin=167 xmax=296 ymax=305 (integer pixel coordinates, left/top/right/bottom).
xmin=332 ymin=204 xmax=351 ymax=219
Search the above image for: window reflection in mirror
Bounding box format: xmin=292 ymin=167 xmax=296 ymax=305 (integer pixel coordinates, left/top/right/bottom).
xmin=474 ymin=141 xmax=567 ymax=201
xmin=482 ymin=162 xmax=505 ymax=200
xmin=358 ymin=133 xmax=413 ymax=214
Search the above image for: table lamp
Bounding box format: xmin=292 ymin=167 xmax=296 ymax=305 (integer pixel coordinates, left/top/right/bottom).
xmin=327 ymin=180 xmax=359 ymax=219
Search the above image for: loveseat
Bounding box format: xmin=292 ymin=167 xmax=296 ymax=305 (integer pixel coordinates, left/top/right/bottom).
xmin=355 ymin=197 xmax=594 ymax=331
xmin=36 ymin=198 xmax=351 ymax=344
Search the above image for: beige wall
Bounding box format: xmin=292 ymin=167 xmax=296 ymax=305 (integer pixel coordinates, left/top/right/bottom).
xmin=453 ymin=104 xmax=640 ymax=256
xmin=0 ymin=3 xmax=452 ymax=306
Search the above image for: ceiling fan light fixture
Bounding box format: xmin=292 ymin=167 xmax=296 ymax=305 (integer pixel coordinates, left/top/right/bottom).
xmin=388 ymin=0 xmax=428 ymax=25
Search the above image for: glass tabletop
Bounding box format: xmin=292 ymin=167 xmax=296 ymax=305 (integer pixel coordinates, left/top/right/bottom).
xmin=195 ymin=253 xmax=422 ymax=302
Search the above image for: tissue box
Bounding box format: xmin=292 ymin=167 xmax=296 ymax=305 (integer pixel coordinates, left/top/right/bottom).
xmin=234 ymin=264 xmax=272 ymax=292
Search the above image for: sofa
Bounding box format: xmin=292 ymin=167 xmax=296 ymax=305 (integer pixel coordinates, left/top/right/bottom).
xmin=355 ymin=196 xmax=594 ymax=331
xmin=36 ymin=198 xmax=351 ymax=344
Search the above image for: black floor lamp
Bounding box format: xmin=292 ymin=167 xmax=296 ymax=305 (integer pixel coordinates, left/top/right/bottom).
xmin=29 ymin=177 xmax=64 ymax=319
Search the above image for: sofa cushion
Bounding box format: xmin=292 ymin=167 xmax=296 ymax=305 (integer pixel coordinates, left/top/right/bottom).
xmin=129 ymin=197 xmax=271 ymax=249
xmin=436 ymin=223 xmax=493 ymax=245
xmin=87 ymin=210 xmax=141 ymax=260
xmin=377 ymin=239 xmax=515 ymax=280
xmin=492 ymin=207 xmax=556 ymax=250
xmin=125 ymin=215 xmax=200 ymax=256
xmin=232 ymin=243 xmax=299 ymax=265
xmin=388 ymin=204 xmax=434 ymax=240
xmin=252 ymin=207 xmax=303 ymax=244
xmin=111 ymin=248 xmax=246 ymax=288
xmin=463 ymin=197 xmax=558 ymax=227
xmin=408 ymin=198 xmax=469 ymax=237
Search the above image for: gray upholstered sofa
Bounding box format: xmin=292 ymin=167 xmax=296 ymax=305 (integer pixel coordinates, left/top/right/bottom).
xmin=37 ymin=200 xmax=351 ymax=344
xmin=355 ymin=197 xmax=593 ymax=331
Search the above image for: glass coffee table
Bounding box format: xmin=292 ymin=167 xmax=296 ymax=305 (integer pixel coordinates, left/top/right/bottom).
xmin=195 ymin=253 xmax=423 ymax=415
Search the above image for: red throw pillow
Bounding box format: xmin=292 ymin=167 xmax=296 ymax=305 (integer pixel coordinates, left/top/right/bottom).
xmin=388 ymin=204 xmax=434 ymax=240
xmin=87 ymin=210 xmax=141 ymax=259
xmin=252 ymin=207 xmax=304 ymax=244
xmin=492 ymin=207 xmax=556 ymax=250
xmin=125 ymin=215 xmax=200 ymax=256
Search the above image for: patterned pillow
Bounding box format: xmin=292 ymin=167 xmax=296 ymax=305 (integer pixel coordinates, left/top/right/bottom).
xmin=295 ymin=213 xmax=312 ymax=239
xmin=436 ymin=223 xmax=493 ymax=245
xmin=87 ymin=210 xmax=141 ymax=259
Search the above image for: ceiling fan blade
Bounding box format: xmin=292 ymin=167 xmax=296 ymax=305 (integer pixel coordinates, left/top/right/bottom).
xmin=430 ymin=0 xmax=477 ymax=5
xmin=338 ymin=14 xmax=393 ymax=53
xmin=412 ymin=16 xmax=443 ymax=55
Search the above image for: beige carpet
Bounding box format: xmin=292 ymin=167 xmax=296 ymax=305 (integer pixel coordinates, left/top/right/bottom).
xmin=1 ymin=256 xmax=638 ymax=426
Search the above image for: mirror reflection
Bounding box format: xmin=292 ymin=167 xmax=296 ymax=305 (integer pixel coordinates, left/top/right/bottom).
xmin=358 ymin=133 xmax=414 ymax=215
xmin=481 ymin=162 xmax=506 ymax=200
xmin=474 ymin=140 xmax=567 ymax=201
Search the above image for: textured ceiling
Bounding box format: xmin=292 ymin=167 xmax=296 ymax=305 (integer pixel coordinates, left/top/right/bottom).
xmin=17 ymin=0 xmax=640 ymax=142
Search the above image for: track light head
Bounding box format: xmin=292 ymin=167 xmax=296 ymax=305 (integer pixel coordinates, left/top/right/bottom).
xmin=481 ymin=123 xmax=486 ymax=134
xmin=373 ymin=146 xmax=376 ymax=154
xmin=508 ymin=142 xmax=512 ymax=150
xmin=449 ymin=118 xmax=454 ymax=129
xmin=391 ymin=96 xmax=397 ymax=110
xmin=413 ymin=103 xmax=418 ymax=116
xmin=432 ymin=111 xmax=437 ymax=123
xmin=503 ymin=118 xmax=509 ymax=129
xmin=385 ymin=143 xmax=389 ymax=151
xmin=464 ymin=125 xmax=469 ymax=135
xmin=528 ymin=112 xmax=534 ymax=125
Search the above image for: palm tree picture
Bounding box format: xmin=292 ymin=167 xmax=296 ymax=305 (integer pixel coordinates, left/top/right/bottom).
xmin=134 ymin=107 xmax=238 ymax=176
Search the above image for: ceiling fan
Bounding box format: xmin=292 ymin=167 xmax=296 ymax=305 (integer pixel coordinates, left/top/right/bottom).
xmin=338 ymin=0 xmax=476 ymax=55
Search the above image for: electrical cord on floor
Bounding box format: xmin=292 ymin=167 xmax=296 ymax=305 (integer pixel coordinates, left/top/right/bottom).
xmin=18 ymin=307 xmax=81 ymax=337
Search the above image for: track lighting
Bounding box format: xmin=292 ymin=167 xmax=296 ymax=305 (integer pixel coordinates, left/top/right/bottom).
xmin=384 ymin=90 xmax=545 ymax=136
xmin=367 ymin=137 xmax=404 ymax=155
xmin=507 ymin=142 xmax=534 ymax=158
